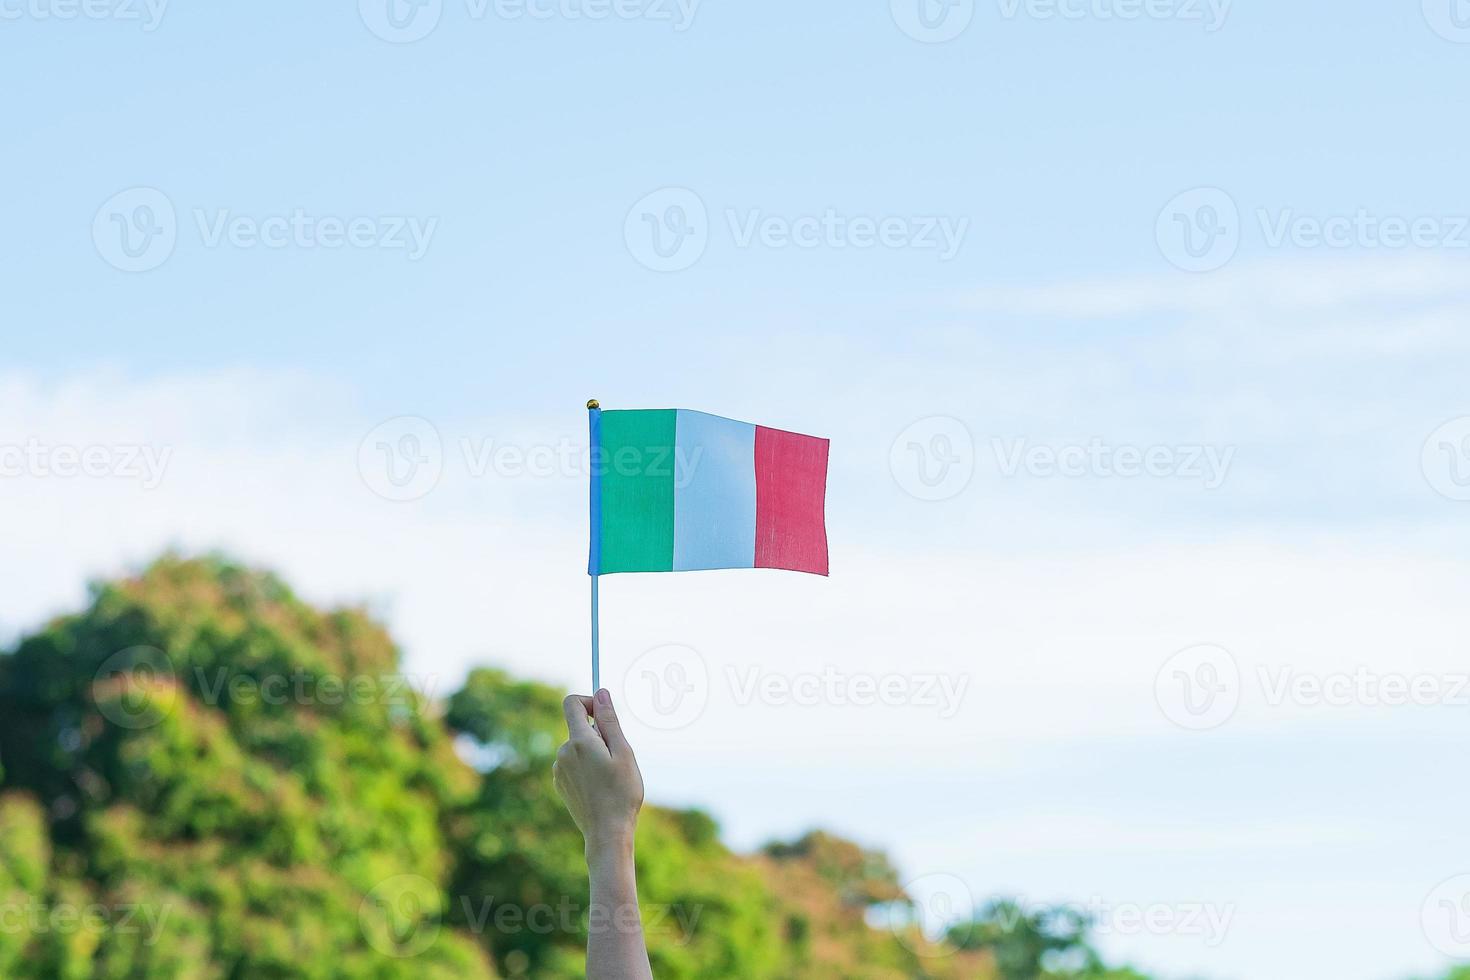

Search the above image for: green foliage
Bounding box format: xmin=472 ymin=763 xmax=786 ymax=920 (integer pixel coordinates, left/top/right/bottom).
xmin=0 ymin=555 xmax=491 ymax=978
xmin=0 ymin=553 xmax=1145 ymax=978
xmin=950 ymin=899 xmax=1098 ymax=980
xmin=762 ymin=830 xmax=905 ymax=906
xmin=442 ymin=668 xmax=590 ymax=976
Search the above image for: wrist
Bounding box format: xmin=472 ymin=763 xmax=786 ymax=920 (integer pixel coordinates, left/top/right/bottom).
xmin=584 ymin=827 xmax=636 ymax=868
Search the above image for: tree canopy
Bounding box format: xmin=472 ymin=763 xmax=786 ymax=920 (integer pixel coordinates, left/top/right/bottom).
xmin=0 ymin=554 xmax=1427 ymax=979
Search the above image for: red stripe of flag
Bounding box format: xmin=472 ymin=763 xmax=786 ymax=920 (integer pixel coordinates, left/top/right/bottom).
xmin=754 ymin=426 xmax=829 ymax=576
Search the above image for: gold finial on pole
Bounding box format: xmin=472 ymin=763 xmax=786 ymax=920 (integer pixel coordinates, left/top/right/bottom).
xmin=587 ymin=399 xmax=600 ymax=410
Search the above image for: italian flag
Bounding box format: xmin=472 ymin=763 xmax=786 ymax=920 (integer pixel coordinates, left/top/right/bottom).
xmin=588 ymin=407 xmax=829 ymax=576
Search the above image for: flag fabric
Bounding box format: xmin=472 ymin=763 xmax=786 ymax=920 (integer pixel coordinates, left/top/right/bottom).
xmin=588 ymin=408 xmax=829 ymax=576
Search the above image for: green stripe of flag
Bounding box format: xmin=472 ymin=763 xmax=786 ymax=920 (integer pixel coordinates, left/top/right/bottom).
xmin=597 ymin=409 xmax=677 ymax=573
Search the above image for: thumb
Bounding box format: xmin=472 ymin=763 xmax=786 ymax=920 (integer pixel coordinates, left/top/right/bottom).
xmin=592 ymin=689 xmax=633 ymax=758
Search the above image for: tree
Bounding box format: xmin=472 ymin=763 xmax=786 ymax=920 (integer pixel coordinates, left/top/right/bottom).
xmin=0 ymin=554 xmax=1007 ymax=978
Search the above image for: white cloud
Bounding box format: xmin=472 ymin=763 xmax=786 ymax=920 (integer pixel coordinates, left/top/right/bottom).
xmin=6 ymin=365 xmax=1468 ymax=761
xmin=957 ymin=254 xmax=1470 ymax=321
xmin=5 ymin=273 xmax=1470 ymax=980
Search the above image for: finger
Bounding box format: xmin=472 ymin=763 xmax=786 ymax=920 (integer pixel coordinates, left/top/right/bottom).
xmin=592 ymin=688 xmax=633 ymax=759
xmin=562 ymin=694 xmax=598 ymax=741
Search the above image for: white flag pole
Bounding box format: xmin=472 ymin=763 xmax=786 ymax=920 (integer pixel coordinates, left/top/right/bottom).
xmin=588 ymin=399 xmax=601 ymax=693
xmin=591 ymin=575 xmax=599 ymax=692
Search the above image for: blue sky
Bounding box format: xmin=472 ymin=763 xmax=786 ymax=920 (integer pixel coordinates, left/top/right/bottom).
xmin=6 ymin=2 xmax=1470 ymax=978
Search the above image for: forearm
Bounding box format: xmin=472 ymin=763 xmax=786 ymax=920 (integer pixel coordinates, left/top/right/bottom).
xmin=555 ymin=693 xmax=650 ymax=979
xmin=585 ymin=835 xmax=652 ymax=980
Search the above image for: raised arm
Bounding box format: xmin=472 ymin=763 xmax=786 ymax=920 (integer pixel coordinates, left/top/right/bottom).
xmin=553 ymin=690 xmax=652 ymax=980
